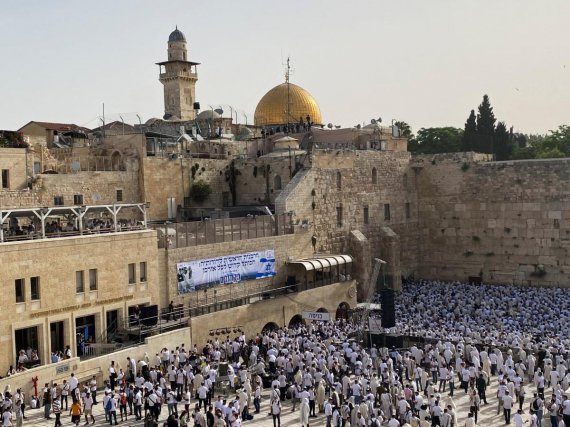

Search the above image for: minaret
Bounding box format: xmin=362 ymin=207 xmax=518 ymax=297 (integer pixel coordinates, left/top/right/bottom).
xmin=156 ymin=27 xmax=200 ymax=121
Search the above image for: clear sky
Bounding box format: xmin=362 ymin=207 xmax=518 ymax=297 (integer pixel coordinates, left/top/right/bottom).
xmin=1 ymin=0 xmax=569 ymax=134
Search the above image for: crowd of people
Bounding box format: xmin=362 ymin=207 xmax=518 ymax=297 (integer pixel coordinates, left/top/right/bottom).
xmin=393 ymin=280 xmax=570 ymax=351
xmin=1 ymin=280 xmax=570 ymax=427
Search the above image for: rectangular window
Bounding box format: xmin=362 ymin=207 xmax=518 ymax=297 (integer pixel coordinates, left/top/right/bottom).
xmin=15 ymin=279 xmax=25 ymax=303
xmin=1 ymin=169 xmax=9 ymax=189
xmin=128 ymin=263 xmax=136 ymax=284
xmin=384 ymin=203 xmax=391 ymax=221
xmin=54 ymin=195 xmax=64 ymax=206
xmin=363 ymin=206 xmax=369 ymax=225
xmin=76 ymin=270 xmax=84 ymax=293
xmin=405 ymin=202 xmax=411 ymax=219
xmin=73 ymin=194 xmax=84 ymax=205
xmin=89 ymin=269 xmax=98 ymax=291
xmin=140 ymin=262 xmax=147 ymax=282
xmin=116 ymin=189 xmax=123 ymax=202
xmin=30 ymin=276 xmax=40 ymax=300
xmin=336 ymin=206 xmax=343 ymax=227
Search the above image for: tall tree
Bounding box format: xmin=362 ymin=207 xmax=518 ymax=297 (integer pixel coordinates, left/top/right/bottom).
xmin=476 ymin=94 xmax=496 ymax=153
xmin=494 ymin=121 xmax=513 ymax=161
xmin=462 ymin=109 xmax=477 ymax=151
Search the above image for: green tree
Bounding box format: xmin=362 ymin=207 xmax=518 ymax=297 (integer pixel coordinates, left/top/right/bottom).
xmin=408 ymin=127 xmax=463 ymax=154
xmin=494 ymin=121 xmax=514 ymax=161
xmin=462 ymin=109 xmax=477 ymax=151
xmin=541 ymin=125 xmax=570 ymax=157
xmin=475 ymin=94 xmax=496 ymax=153
xmin=394 ymin=121 xmax=413 ymax=138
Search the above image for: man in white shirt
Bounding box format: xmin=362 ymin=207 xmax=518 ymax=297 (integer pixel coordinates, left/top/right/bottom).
xmin=562 ymin=395 xmax=570 ymax=426
xmin=513 ymin=409 xmax=525 ymax=427
xmin=465 ymin=412 xmax=476 ymax=427
xmin=387 ymin=414 xmax=400 ymax=427
xmin=502 ymin=390 xmax=514 ymax=425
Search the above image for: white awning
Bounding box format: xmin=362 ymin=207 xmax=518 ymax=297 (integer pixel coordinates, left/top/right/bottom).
xmin=288 ymin=255 xmax=353 ymax=271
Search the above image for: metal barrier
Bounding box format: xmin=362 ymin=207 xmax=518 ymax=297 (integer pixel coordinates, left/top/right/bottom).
xmin=153 ymin=214 xmax=293 ymax=249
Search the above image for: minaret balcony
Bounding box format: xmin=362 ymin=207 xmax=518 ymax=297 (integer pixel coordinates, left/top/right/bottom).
xmin=159 ymin=71 xmax=197 ymax=80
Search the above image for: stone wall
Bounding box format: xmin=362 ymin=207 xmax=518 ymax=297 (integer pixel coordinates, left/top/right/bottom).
xmin=276 ymin=149 xmax=419 ymax=297
xmin=1 ymin=170 xmax=141 ymax=210
xmin=0 ymin=230 xmax=159 ymax=372
xmin=415 ymin=154 xmax=570 ymax=286
xmin=141 ymin=157 xmax=231 ymax=220
xmin=0 ymin=148 xmax=28 ymax=190
xmin=234 ymin=154 xmax=300 ymax=205
xmin=36 ymin=170 xmax=141 ymax=206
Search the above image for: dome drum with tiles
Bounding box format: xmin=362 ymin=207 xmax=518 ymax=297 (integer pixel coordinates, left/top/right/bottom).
xmin=254 ymin=83 xmax=322 ymax=127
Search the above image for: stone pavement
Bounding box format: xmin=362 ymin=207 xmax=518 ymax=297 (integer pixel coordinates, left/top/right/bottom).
xmin=17 ymin=378 xmax=550 ymax=427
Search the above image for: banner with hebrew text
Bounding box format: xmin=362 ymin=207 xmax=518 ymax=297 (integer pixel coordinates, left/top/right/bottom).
xmin=176 ymin=249 xmax=276 ymax=294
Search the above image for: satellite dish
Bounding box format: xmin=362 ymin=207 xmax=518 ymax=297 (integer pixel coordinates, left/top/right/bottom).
xmin=214 ymin=108 xmax=224 ymax=116
xmin=327 ymin=123 xmax=333 ymax=129
xmin=356 ymin=124 xmax=361 ymax=130
xmin=371 ymin=119 xmax=377 ymax=125
xmin=335 ymin=125 xmax=341 ymax=129
xmin=92 ymin=193 xmax=101 ymax=202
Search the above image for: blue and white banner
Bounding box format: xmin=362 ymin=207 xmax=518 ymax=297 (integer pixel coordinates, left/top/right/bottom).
xmin=176 ymin=249 xmax=276 ymax=294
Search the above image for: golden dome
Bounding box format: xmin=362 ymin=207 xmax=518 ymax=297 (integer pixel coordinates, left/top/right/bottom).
xmin=254 ymin=83 xmax=322 ymax=126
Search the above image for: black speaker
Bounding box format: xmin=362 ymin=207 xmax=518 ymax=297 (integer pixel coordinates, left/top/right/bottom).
xmin=193 ymin=102 xmax=201 ymax=110
xmin=380 ymin=289 xmax=396 ymax=328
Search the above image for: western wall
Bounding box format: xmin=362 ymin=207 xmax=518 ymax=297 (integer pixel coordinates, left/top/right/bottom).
xmin=414 ymin=152 xmax=570 ymax=286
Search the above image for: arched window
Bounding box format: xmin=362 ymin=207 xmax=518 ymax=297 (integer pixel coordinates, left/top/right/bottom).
xmin=336 ymin=172 xmax=342 ymax=190
xmin=274 ymin=175 xmax=282 ymax=191
xmin=372 ymin=167 xmax=377 ymax=184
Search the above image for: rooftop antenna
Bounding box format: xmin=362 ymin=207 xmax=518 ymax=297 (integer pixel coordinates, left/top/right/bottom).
xmin=284 ymin=56 xmax=295 ymax=134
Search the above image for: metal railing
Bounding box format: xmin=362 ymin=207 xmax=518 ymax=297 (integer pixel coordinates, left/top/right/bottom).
xmin=1 ymin=225 xmax=145 ymax=244
xmin=153 ymin=214 xmax=294 ymax=249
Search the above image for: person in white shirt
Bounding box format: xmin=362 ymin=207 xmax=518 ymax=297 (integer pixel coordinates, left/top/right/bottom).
xmin=387 ymin=414 xmax=400 ymax=427
xmin=461 ymin=411 xmax=474 ymax=427
xmin=513 ymin=409 xmax=525 ymax=427
xmin=503 ymin=390 xmax=514 ymax=424
xmin=563 ymin=396 xmax=570 ymax=426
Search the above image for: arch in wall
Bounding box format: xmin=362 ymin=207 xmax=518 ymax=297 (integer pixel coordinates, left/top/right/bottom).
xmin=261 ymin=322 xmax=279 ymax=334
xmin=372 ymin=167 xmax=378 ymax=184
xmin=274 ymin=175 xmax=282 ymax=191
xmin=111 ymin=151 xmax=123 ymax=171
xmin=335 ymin=301 xmax=351 ymax=320
xmin=288 ymin=314 xmax=305 ymax=328
xmin=316 ymin=307 xmax=329 ymax=313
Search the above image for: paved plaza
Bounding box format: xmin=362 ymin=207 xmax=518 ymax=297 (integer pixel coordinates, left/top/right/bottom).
xmin=14 ymin=376 xmax=554 ymax=427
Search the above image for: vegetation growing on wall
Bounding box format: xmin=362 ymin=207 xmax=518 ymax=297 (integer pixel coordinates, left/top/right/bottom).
xmin=191 ymin=180 xmax=211 ymax=203
xmin=224 ymin=161 xmax=240 ymax=206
